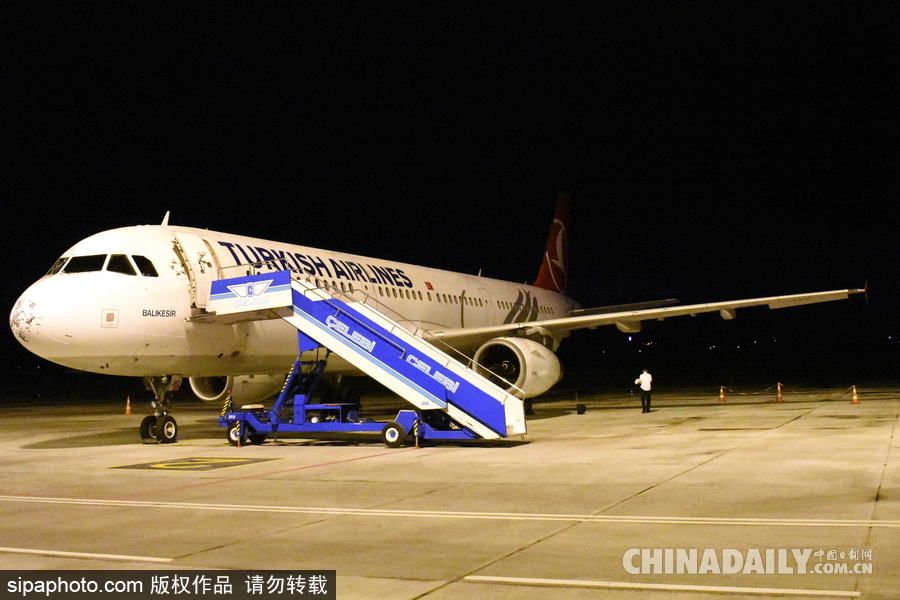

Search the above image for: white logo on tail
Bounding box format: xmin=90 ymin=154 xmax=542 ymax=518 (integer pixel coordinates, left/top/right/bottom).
xmin=545 ymin=219 xmax=568 ymax=293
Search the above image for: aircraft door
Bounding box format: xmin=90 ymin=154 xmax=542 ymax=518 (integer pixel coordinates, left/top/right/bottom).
xmin=173 ymin=232 xmax=221 ymax=308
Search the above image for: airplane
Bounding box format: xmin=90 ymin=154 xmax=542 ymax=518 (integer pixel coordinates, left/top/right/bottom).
xmin=9 ymin=193 xmax=863 ymax=442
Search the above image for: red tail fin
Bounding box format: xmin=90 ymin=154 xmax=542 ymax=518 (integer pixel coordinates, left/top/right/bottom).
xmin=533 ymin=192 xmax=569 ymax=294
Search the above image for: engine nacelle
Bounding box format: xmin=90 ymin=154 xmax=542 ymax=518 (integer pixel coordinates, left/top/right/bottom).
xmin=188 ymin=374 xmax=285 ymax=404
xmin=472 ymin=337 xmax=562 ymax=398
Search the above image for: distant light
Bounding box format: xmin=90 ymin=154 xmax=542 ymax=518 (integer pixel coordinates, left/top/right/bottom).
xmin=628 ymin=336 xmax=632 ymax=342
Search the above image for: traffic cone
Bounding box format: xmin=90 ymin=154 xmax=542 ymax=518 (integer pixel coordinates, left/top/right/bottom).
xmin=776 ymin=383 xmax=784 ymax=403
xmin=126 ymin=396 xmax=131 ymax=415
xmin=719 ymin=386 xmax=726 ymax=402
xmin=850 ymin=386 xmax=860 ymax=404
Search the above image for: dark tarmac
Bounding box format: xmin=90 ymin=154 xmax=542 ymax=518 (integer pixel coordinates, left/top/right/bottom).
xmin=0 ymin=385 xmax=897 ymax=599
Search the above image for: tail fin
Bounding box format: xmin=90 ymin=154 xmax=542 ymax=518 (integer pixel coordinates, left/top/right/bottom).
xmin=533 ymin=192 xmax=570 ymax=295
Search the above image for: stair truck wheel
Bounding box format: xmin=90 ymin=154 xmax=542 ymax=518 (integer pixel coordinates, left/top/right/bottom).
xmin=156 ymin=415 xmax=178 ymax=444
xmin=381 ymin=421 xmax=406 ymax=448
xmin=226 ymin=422 xmax=246 ymax=446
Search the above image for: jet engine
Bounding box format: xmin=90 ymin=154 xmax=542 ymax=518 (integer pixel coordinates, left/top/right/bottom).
xmin=188 ymin=374 xmax=285 ymax=404
xmin=472 ymin=337 xmax=562 ymax=398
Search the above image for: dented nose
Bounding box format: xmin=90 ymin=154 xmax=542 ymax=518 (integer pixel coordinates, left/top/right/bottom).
xmin=10 ymin=278 xmax=77 ymax=359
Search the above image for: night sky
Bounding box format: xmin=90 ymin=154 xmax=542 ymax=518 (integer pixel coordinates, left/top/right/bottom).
xmin=2 ymin=2 xmax=897 ymax=390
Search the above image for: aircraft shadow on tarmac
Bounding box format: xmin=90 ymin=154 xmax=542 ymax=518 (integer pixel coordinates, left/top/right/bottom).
xmin=21 ymin=421 xmax=223 ymax=450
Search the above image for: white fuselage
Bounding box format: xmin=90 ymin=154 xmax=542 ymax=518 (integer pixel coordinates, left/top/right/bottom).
xmin=10 ymin=225 xmax=578 ymax=378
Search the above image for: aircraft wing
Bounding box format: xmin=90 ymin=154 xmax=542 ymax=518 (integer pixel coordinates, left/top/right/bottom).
xmin=427 ymin=288 xmax=865 ymax=351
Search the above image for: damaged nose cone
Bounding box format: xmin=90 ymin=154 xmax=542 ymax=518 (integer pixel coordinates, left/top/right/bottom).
xmin=9 ymin=281 xmax=76 ymax=361
xmin=10 ymin=295 xmax=38 ymax=346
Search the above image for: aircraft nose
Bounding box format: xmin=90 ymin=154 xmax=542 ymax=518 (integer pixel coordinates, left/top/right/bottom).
xmin=10 ymin=278 xmax=77 ymax=359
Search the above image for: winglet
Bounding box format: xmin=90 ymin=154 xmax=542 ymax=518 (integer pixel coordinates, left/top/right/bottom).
xmin=533 ymin=192 xmax=570 ymax=294
xmin=161 ymin=211 xmax=170 ymax=226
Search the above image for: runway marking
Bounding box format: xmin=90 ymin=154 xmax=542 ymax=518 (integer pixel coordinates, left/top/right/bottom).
xmin=464 ymin=575 xmax=861 ymax=597
xmin=0 ymin=495 xmax=899 ymax=528
xmin=0 ymin=546 xmax=172 ymax=564
xmin=114 ymin=457 xmax=278 ymax=471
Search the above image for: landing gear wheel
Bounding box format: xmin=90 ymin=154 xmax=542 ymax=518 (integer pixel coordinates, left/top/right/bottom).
xmin=141 ymin=375 xmax=182 ymax=444
xmin=227 ymin=422 xmax=246 ymax=446
xmin=156 ymin=415 xmax=178 ymax=443
xmin=140 ymin=415 xmax=158 ymax=443
xmin=381 ymin=421 xmax=406 ymax=448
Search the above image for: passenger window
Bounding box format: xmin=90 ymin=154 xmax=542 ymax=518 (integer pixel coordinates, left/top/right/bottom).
xmin=63 ymin=255 xmax=107 ymax=274
xmin=107 ymin=254 xmax=137 ymax=276
xmin=132 ymin=255 xmax=159 ymax=277
xmin=47 ymin=257 xmax=69 ymax=276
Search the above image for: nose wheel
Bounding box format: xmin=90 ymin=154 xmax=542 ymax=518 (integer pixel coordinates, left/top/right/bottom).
xmin=155 ymin=415 xmax=178 ymax=443
xmin=141 ymin=376 xmax=182 ymax=444
xmin=140 ymin=415 xmax=158 ymax=442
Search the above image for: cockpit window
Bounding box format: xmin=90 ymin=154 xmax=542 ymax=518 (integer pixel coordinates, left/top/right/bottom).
xmin=62 ymin=254 xmax=107 ymax=274
xmin=47 ymin=257 xmax=69 ymax=276
xmin=132 ymin=255 xmax=159 ymax=277
xmin=107 ymin=254 xmax=137 ymax=276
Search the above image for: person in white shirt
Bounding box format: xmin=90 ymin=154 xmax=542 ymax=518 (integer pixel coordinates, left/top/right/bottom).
xmin=635 ymin=369 xmax=652 ymax=413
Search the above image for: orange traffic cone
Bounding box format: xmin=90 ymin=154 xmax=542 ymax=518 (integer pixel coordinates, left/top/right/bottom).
xmin=776 ymin=383 xmax=784 ymax=403
xmin=850 ymin=386 xmax=860 ymax=404
xmin=719 ymin=386 xmax=726 ymax=402
xmin=126 ymin=396 xmax=131 ymax=415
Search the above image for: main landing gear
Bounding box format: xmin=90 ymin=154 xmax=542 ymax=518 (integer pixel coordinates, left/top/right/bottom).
xmin=141 ymin=375 xmax=183 ymax=444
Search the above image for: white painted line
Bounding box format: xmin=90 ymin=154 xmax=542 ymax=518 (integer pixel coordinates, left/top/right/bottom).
xmin=0 ymin=495 xmax=898 ymax=528
xmin=465 ymin=575 xmax=861 ymax=598
xmin=0 ymin=546 xmax=172 ymax=564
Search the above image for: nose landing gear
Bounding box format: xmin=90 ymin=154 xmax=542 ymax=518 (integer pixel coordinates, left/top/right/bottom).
xmin=141 ymin=375 xmax=183 ymax=444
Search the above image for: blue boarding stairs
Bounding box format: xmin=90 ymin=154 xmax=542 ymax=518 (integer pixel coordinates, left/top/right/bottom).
xmin=207 ymin=271 xmax=527 ymax=447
